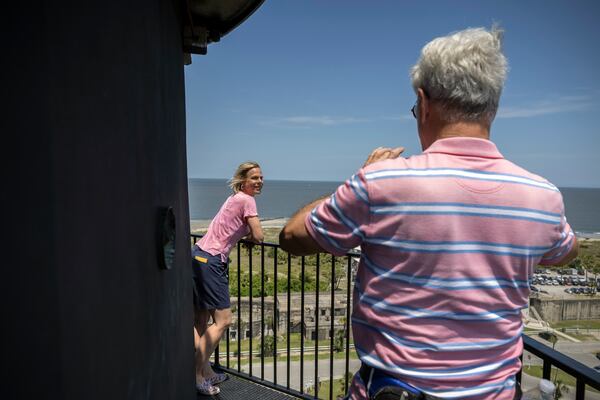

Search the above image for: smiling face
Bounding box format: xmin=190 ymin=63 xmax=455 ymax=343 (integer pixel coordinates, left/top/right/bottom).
xmin=241 ymin=167 xmax=263 ymax=196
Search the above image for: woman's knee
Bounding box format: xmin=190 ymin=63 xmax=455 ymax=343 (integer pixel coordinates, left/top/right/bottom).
xmin=213 ymin=309 xmax=233 ymax=330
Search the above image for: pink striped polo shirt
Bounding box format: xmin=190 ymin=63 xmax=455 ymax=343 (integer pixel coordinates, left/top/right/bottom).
xmin=305 ymin=137 xmax=574 ymax=400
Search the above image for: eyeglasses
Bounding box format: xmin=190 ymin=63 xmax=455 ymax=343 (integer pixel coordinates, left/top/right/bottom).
xmin=411 ymin=89 xmax=428 ymax=119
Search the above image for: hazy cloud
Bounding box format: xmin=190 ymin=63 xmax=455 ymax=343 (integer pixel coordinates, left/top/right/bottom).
xmin=497 ymin=95 xmax=593 ymax=119
xmin=260 ymin=114 xmax=410 ymax=128
xmin=261 ymin=115 xmax=369 ymax=128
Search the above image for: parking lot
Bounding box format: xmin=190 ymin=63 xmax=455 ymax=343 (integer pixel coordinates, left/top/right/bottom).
xmin=531 ymin=268 xmax=598 ymax=298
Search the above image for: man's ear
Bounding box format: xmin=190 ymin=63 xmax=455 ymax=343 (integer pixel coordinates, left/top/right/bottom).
xmin=417 ymin=88 xmax=429 ymax=124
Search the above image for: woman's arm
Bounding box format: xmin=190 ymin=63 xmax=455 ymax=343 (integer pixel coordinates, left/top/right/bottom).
xmin=245 ymin=216 xmax=264 ymax=243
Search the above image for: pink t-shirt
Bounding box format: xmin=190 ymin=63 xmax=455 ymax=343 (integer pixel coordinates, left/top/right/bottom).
xmin=306 ymin=137 xmax=574 ymax=400
xmin=197 ymin=192 xmax=258 ymax=262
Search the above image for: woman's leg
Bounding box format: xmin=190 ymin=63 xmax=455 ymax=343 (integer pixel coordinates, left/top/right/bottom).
xmin=196 ymin=308 xmax=232 ymax=380
xmin=194 ymin=308 xmax=211 ymax=382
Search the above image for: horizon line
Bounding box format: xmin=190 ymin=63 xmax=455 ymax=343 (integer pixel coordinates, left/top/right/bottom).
xmin=188 ymin=177 xmax=599 ymax=189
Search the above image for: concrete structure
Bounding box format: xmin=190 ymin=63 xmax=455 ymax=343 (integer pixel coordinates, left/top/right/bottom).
xmin=530 ymin=297 xmax=600 ymax=323
xmin=230 ymin=293 xmax=352 ymax=341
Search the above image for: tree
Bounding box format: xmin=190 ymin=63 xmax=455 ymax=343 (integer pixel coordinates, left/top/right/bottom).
xmin=334 ymin=328 xmax=346 ymax=353
xmin=262 ymin=335 xmax=276 ymax=357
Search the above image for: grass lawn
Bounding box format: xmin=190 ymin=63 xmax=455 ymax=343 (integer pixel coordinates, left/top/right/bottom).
xmin=551 ymin=320 xmax=600 ymax=330
xmin=522 ymin=365 xmax=599 ymax=394
xmin=219 ymin=348 xmax=359 ymax=370
xmin=305 ymin=376 xmax=353 ymax=400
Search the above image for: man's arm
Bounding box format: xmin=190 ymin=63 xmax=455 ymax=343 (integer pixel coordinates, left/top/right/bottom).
xmin=279 ymin=197 xmax=327 ymax=256
xmin=280 ymin=146 xmax=405 ymax=256
xmin=552 ymin=236 xmax=579 ymax=266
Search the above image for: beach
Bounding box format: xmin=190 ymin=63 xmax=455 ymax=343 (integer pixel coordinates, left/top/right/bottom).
xmin=192 ymin=218 xmax=599 ymax=239
xmin=190 ymin=218 xmax=289 ymax=233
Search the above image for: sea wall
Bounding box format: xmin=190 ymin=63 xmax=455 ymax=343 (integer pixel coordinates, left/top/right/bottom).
xmin=530 ymin=297 xmax=600 ymax=323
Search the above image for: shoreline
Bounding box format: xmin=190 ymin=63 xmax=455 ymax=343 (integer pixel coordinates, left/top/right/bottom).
xmin=191 ymin=219 xmax=600 ymax=240
xmin=190 ymin=218 xmax=289 ymax=232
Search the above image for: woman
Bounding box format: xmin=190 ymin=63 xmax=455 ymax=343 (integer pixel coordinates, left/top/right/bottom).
xmin=192 ymin=161 xmax=264 ymax=395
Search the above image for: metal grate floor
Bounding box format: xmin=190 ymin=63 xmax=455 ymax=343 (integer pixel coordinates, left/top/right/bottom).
xmin=197 ymin=373 xmax=298 ymax=399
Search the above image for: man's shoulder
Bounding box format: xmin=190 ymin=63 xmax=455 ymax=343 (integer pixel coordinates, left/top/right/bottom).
xmin=501 ymin=159 xmax=558 ymax=188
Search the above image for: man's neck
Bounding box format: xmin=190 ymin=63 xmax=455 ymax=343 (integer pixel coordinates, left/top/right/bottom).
xmin=436 ymin=121 xmax=490 ymax=141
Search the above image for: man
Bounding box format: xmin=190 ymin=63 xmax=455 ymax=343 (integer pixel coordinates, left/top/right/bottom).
xmin=280 ymin=27 xmax=578 ymax=400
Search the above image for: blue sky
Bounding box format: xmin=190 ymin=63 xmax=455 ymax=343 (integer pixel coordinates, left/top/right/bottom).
xmin=185 ymin=0 xmax=600 ymax=188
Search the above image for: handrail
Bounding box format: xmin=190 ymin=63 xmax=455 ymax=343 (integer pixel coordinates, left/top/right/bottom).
xmin=191 ymin=233 xmax=600 ymax=399
xmin=520 ymin=335 xmax=600 ymax=399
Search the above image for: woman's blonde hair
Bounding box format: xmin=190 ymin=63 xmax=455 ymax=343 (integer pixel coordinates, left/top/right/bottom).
xmin=229 ymin=161 xmax=261 ymax=193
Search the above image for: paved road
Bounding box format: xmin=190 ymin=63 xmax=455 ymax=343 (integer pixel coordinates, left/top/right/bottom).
xmin=238 ymin=357 xmax=361 ymax=393
xmin=528 ymin=335 xmax=600 ymax=369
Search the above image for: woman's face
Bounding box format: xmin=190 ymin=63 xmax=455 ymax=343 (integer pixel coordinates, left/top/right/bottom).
xmin=241 ymin=167 xmax=263 ymax=196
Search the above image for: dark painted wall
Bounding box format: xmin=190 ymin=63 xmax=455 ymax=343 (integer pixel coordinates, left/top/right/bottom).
xmin=3 ymin=1 xmax=194 ymax=399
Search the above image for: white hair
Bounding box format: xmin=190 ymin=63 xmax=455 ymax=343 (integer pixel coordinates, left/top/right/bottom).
xmin=410 ymin=26 xmax=508 ymax=124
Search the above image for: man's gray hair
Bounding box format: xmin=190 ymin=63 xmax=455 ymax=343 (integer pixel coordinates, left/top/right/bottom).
xmin=410 ymin=26 xmax=508 ymax=125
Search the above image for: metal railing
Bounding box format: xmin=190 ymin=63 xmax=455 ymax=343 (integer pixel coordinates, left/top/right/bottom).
xmin=192 ymin=234 xmax=356 ymax=399
xmin=519 ymin=336 xmax=600 ymax=400
xmin=191 ymin=234 xmax=600 ymax=399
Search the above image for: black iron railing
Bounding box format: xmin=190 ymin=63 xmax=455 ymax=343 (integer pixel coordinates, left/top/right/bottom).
xmin=191 ymin=234 xmax=600 ymax=399
xmin=192 ymin=234 xmax=356 ymax=399
xmin=518 ymin=336 xmax=600 ymax=400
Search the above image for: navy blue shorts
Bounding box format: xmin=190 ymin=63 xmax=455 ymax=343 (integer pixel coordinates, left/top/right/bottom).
xmin=192 ymin=245 xmax=231 ymax=310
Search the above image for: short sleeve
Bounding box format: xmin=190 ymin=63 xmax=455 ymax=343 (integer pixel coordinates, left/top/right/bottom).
xmin=305 ymin=169 xmax=370 ymax=256
xmin=539 ymin=215 xmax=576 ymax=265
xmin=241 ymin=195 xmax=258 ymax=219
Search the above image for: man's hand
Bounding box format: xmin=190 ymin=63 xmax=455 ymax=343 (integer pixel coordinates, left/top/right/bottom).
xmin=363 ymin=146 xmax=405 ymax=168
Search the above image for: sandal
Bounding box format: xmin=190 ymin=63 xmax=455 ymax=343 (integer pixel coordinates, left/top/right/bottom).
xmin=207 ymin=373 xmax=228 ymax=385
xmin=196 ymin=380 xmax=220 ymax=396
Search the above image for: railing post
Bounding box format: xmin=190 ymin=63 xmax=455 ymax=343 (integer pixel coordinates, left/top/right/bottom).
xmin=300 ymin=256 xmax=305 ymax=394
xmin=286 ymin=252 xmax=291 ymax=390
xmin=261 ymin=243 xmax=265 ymax=381
xmin=237 ymin=242 xmax=241 ymax=372
xmin=274 ymin=246 xmax=278 ymax=385
xmin=329 ymin=256 xmax=335 ymax=400
xmin=249 ymin=246 xmax=253 ymax=376
xmin=542 ymin=360 xmax=551 ymax=380
xmin=314 ymin=253 xmax=320 ymax=399
xmin=576 ymin=379 xmax=585 ymax=400
xmin=345 ymin=255 xmax=351 ymax=394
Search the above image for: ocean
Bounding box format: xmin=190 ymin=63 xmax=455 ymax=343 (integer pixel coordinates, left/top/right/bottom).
xmin=188 ymin=179 xmax=600 ymax=237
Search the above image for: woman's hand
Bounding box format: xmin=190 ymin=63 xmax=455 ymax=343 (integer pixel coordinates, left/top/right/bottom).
xmin=241 ymin=240 xmax=255 ymax=251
